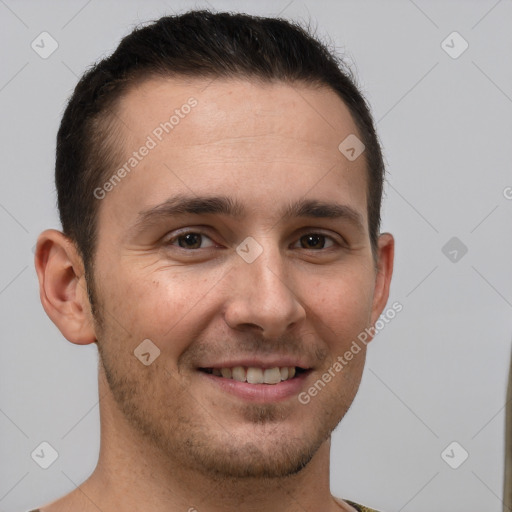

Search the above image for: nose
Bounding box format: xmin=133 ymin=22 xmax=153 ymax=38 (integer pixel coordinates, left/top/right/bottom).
xmin=223 ymin=244 xmax=306 ymax=339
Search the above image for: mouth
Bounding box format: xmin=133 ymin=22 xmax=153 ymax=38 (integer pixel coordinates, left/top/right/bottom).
xmin=196 ymin=358 xmax=313 ymax=402
xmin=199 ymin=366 xmax=308 ymax=385
xmin=198 ymin=364 xmax=312 ymax=402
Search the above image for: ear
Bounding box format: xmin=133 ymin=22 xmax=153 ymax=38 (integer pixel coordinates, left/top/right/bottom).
xmin=34 ymin=229 xmax=97 ymax=345
xmin=369 ymin=232 xmax=395 ymax=330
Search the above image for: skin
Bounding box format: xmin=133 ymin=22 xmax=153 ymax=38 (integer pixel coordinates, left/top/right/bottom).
xmin=35 ymin=77 xmax=394 ymax=512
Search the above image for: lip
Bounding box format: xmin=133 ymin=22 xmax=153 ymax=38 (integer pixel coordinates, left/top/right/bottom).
xmin=198 ymin=369 xmax=312 ymax=402
xmin=198 ymin=358 xmax=311 ymax=370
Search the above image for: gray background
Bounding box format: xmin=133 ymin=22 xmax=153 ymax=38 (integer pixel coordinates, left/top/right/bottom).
xmin=1 ymin=1 xmax=511 ymax=511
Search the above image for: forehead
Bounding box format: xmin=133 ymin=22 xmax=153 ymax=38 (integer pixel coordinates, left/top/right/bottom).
xmin=99 ymin=76 xmax=368 ymax=231
xmin=118 ymin=76 xmax=361 ymax=152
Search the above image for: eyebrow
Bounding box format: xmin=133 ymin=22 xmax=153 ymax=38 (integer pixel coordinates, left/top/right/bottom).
xmin=131 ymin=194 xmax=365 ymax=234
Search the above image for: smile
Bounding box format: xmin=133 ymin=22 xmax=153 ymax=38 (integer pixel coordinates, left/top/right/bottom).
xmin=200 ymin=366 xmax=306 ymax=384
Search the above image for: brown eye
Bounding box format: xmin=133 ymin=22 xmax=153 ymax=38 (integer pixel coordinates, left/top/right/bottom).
xmin=167 ymin=231 xmax=216 ymax=250
xmin=178 ymin=233 xmax=202 ymax=249
xmin=298 ymin=233 xmax=334 ymax=250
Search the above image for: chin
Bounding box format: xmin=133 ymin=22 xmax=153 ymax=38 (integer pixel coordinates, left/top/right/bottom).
xmin=190 ymin=436 xmax=320 ymax=479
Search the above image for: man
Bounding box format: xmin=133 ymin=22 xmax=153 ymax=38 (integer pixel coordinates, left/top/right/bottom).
xmin=33 ymin=10 xmax=394 ymax=512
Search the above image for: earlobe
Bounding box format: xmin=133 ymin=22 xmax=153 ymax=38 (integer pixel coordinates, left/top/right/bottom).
xmin=369 ymin=232 xmax=395 ymax=329
xmin=34 ymin=229 xmax=97 ymax=345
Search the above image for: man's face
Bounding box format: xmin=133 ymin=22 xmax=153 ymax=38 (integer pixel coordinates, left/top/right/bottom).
xmin=90 ymin=77 xmax=387 ymax=478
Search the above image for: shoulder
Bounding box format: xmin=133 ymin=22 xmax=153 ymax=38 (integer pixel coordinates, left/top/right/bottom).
xmin=344 ymin=499 xmax=384 ymax=512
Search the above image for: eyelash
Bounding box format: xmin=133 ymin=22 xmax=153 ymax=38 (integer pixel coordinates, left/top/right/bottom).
xmin=164 ymin=229 xmax=344 ymax=251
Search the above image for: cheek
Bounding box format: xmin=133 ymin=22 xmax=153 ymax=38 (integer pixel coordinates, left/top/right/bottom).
xmin=308 ymin=266 xmax=375 ymax=344
xmin=97 ymin=263 xmax=222 ymax=356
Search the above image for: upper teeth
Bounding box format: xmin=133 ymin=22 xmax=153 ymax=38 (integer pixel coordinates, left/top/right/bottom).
xmin=211 ymin=366 xmax=296 ymax=384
